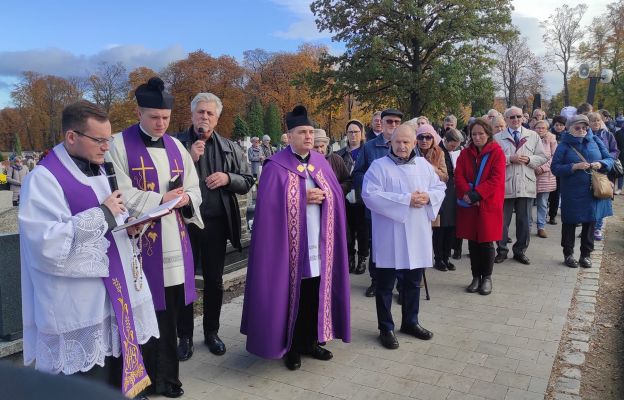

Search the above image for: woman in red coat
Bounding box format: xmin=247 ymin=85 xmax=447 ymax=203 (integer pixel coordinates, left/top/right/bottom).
xmin=455 ymin=119 xmax=506 ymax=295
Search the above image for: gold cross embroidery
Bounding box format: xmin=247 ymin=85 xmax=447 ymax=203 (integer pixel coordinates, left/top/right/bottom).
xmin=131 ymin=156 xmax=155 ymax=191
xmin=172 ymin=159 xmax=183 ymax=176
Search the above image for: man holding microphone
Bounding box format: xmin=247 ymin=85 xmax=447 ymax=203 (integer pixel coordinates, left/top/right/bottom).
xmin=176 ymin=93 xmax=254 ymax=361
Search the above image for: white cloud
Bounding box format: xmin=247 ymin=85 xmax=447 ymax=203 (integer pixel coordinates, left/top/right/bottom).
xmin=270 ymin=0 xmax=331 ymax=40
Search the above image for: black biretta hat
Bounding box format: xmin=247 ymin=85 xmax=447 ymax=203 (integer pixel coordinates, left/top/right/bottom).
xmin=286 ymin=105 xmax=314 ymax=130
xmin=135 ymin=77 xmax=174 ymax=109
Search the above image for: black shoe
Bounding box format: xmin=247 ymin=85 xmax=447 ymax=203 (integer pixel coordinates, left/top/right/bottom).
xmin=564 ymin=255 xmax=579 ymax=268
xmin=133 ymin=394 xmax=149 ymax=400
xmin=466 ymin=277 xmax=481 ymax=293
xmin=433 ymin=259 xmax=447 ymax=271
xmin=445 ymin=260 xmax=456 ymax=271
xmin=400 ymin=324 xmax=434 ymax=340
xmin=365 ymin=282 xmax=376 ymax=297
xmin=204 ymin=332 xmax=226 ymax=355
xmin=507 ymin=237 xmax=512 ymax=243
xmin=177 ymin=337 xmax=193 ymax=361
xmin=379 ymin=330 xmax=399 ymax=349
xmin=161 ymin=386 xmax=184 ymax=398
xmin=513 ymin=253 xmax=531 ymax=265
xmin=284 ymin=350 xmax=301 ymax=370
xmin=494 ymin=253 xmax=507 ymax=263
xmin=304 ymin=344 xmax=333 ymax=360
xmin=354 ymin=256 xmax=367 ymax=274
xmin=579 ymin=256 xmax=592 ymax=268
xmin=479 ymin=276 xmax=492 ymax=295
xmin=548 ymin=217 xmax=558 ymax=225
xmin=348 ymin=256 xmax=356 ymax=273
xmin=451 ymin=250 xmax=461 ymax=260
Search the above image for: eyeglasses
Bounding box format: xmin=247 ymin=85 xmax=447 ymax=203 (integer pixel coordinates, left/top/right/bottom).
xmin=346 ymin=130 xmax=361 ymax=134
xmin=73 ymin=130 xmax=114 ymax=145
xmin=383 ymin=119 xmax=401 ymax=125
xmin=417 ymin=135 xmax=433 ymax=141
xmin=508 ymin=115 xmax=523 ymax=120
xmin=573 ymin=125 xmax=588 ymax=131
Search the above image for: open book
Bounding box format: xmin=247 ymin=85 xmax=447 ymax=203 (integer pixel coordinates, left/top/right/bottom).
xmin=112 ymin=196 xmax=182 ymax=232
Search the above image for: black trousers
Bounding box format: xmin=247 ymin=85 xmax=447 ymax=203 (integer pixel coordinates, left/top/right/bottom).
xmin=73 ymin=355 xmax=122 ymax=389
xmin=433 ymin=226 xmax=455 ymax=262
xmin=346 ymin=203 xmax=370 ymax=260
xmin=468 ymin=241 xmax=495 ymax=278
xmin=178 ymin=215 xmax=229 ymax=338
xmin=367 ymin=219 xmax=377 ymax=281
xmin=498 ymin=197 xmax=532 ymax=256
xmin=561 ymin=222 xmax=595 ymax=258
xmin=142 ymin=284 xmax=185 ymax=393
xmin=548 ymin=177 xmax=560 ymax=219
xmin=375 ymin=268 xmax=423 ymax=332
xmin=290 ymin=277 xmax=320 ymax=352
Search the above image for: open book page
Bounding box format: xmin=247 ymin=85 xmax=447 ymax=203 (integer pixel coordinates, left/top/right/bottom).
xmin=112 ymin=196 xmax=182 ymax=232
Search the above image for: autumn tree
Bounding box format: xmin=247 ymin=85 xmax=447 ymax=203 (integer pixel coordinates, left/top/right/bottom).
xmin=493 ymin=35 xmax=545 ymax=108
xmin=541 ymin=4 xmax=588 ymax=106
xmin=87 ymin=61 xmax=130 ymax=113
xmin=308 ymin=0 xmax=514 ymax=119
xmin=162 ymin=51 xmax=246 ymax=135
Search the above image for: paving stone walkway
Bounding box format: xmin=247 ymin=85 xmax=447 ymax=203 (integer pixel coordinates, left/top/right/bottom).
xmin=154 ymin=220 xmax=582 ymax=400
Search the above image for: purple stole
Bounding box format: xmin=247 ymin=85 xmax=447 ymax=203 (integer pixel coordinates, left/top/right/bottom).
xmin=40 ymin=150 xmax=150 ymax=398
xmin=121 ymin=124 xmax=196 ymax=310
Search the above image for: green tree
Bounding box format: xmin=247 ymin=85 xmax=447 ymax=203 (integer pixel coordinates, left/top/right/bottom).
xmin=232 ymin=114 xmax=249 ymax=141
xmin=246 ymin=99 xmax=264 ymax=138
xmin=307 ymin=0 xmax=514 ymax=118
xmin=13 ymin=132 xmax=22 ymax=155
xmin=264 ymin=103 xmax=282 ymax=143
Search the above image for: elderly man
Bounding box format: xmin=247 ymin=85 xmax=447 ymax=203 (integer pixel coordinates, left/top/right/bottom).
xmin=494 ymin=106 xmax=547 ymax=265
xmin=109 ymin=77 xmax=203 ymax=398
xmin=248 ymin=137 xmax=263 ymax=177
xmin=365 ymin=111 xmax=383 ymax=141
xmin=176 ymin=93 xmax=254 ymax=360
xmin=261 ymin=135 xmax=275 ymax=159
xmin=19 ymin=100 xmax=158 ymax=398
xmin=353 ymin=108 xmax=403 ymax=297
xmin=312 ymin=128 xmax=352 ymax=195
xmin=362 ymin=123 xmax=446 ymax=349
xmin=277 ymin=133 xmax=289 ymax=151
xmin=7 ymin=155 xmax=28 ymax=206
xmin=241 ymin=105 xmax=350 ymax=371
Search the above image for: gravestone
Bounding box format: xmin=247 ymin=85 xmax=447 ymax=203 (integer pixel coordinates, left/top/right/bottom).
xmin=0 ymin=192 xmax=12 ymax=213
xmin=0 ymin=234 xmax=22 ymax=340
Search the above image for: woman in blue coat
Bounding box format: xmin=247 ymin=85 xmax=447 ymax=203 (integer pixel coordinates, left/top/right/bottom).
xmin=551 ymin=115 xmax=614 ymax=269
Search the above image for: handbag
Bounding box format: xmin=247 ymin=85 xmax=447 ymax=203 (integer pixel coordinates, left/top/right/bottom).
xmin=568 ymin=145 xmax=613 ymax=199
xmin=457 ymin=153 xmax=489 ymax=207
xmin=610 ymin=159 xmax=623 ymax=178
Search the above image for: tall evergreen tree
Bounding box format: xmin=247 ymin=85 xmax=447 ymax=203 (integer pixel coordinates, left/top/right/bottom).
xmin=264 ymin=103 xmax=282 ymax=143
xmin=13 ymin=132 xmax=22 ymax=155
xmin=246 ymin=99 xmax=265 ymax=138
xmin=232 ymin=114 xmax=249 ymax=141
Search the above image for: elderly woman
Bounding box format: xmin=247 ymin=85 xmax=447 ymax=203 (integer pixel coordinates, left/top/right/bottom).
xmin=247 ymin=136 xmax=264 ymax=178
xmin=336 ymin=119 xmax=369 ymax=274
xmin=455 ymin=119 xmax=506 ymax=295
xmin=491 ymin=116 xmax=506 ymax=135
xmin=433 ymin=128 xmax=463 ymax=271
xmin=588 ymin=112 xmax=620 ymax=241
xmin=416 ymin=116 xmax=430 ymax=127
xmin=551 ymin=115 xmax=614 ymax=268
xmin=531 ymin=120 xmax=557 ymax=238
xmin=7 ymin=155 xmax=29 ymax=206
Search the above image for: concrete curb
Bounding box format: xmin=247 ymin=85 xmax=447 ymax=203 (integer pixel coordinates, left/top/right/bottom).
xmin=547 ymin=219 xmax=608 ymax=400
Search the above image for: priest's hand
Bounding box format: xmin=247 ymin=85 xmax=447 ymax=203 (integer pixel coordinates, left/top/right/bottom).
xmin=206 ymin=172 xmax=230 ymax=190
xmin=126 ymin=217 xmax=145 ymax=237
xmin=307 ymin=188 xmax=326 ymax=204
xmin=175 ymin=193 xmax=190 ymax=208
xmin=163 ymin=188 xmax=184 ymax=204
xmin=410 ymin=191 xmax=429 ymax=208
xmin=190 ymin=140 xmax=206 ymax=162
xmin=102 ymin=190 xmax=126 ymax=216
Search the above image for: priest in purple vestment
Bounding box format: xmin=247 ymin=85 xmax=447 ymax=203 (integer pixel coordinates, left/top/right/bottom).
xmin=241 ymin=105 xmax=351 ymax=371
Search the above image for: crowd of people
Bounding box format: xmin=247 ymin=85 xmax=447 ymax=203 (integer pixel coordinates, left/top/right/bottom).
xmin=15 ymin=74 xmax=622 ymax=399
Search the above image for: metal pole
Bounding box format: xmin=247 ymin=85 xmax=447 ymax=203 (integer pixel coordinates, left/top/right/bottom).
xmin=586 ymin=76 xmax=600 ymax=105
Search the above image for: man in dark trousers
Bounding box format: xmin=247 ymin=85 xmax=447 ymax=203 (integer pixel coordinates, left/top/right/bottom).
xmin=176 ymin=92 xmax=254 ymax=360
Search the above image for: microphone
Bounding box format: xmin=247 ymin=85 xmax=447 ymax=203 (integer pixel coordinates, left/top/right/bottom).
xmin=198 ymin=127 xmax=206 ymax=140
xmin=103 ymin=162 xmax=119 ymax=193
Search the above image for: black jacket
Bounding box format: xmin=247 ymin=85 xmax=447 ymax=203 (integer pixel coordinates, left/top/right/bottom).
xmin=177 ymin=127 xmax=254 ymax=249
xmin=438 ymin=143 xmax=457 ymax=227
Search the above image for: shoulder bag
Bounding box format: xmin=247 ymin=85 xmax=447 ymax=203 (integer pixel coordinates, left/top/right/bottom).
xmin=568 ymin=145 xmax=613 ymax=199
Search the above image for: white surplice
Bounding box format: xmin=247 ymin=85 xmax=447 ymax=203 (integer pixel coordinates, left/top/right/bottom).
xmin=108 ymin=130 xmax=203 ymax=287
xmin=19 ymin=144 xmax=159 ymax=375
xmin=362 ymin=156 xmax=446 ymax=270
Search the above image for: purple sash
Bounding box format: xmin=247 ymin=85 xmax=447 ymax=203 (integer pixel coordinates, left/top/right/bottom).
xmin=122 ymin=124 xmax=196 ymax=310
xmin=40 ymin=150 xmax=150 ymax=398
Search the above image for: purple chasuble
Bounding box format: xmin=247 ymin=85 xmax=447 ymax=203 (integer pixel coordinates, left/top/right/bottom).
xmin=40 ymin=150 xmax=150 ymax=398
xmin=241 ymin=147 xmax=351 ymax=359
xmin=122 ymin=124 xmax=196 ymax=311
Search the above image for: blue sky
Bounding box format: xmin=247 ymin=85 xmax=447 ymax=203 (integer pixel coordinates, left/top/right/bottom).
xmin=0 ymin=0 xmax=610 ymax=107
